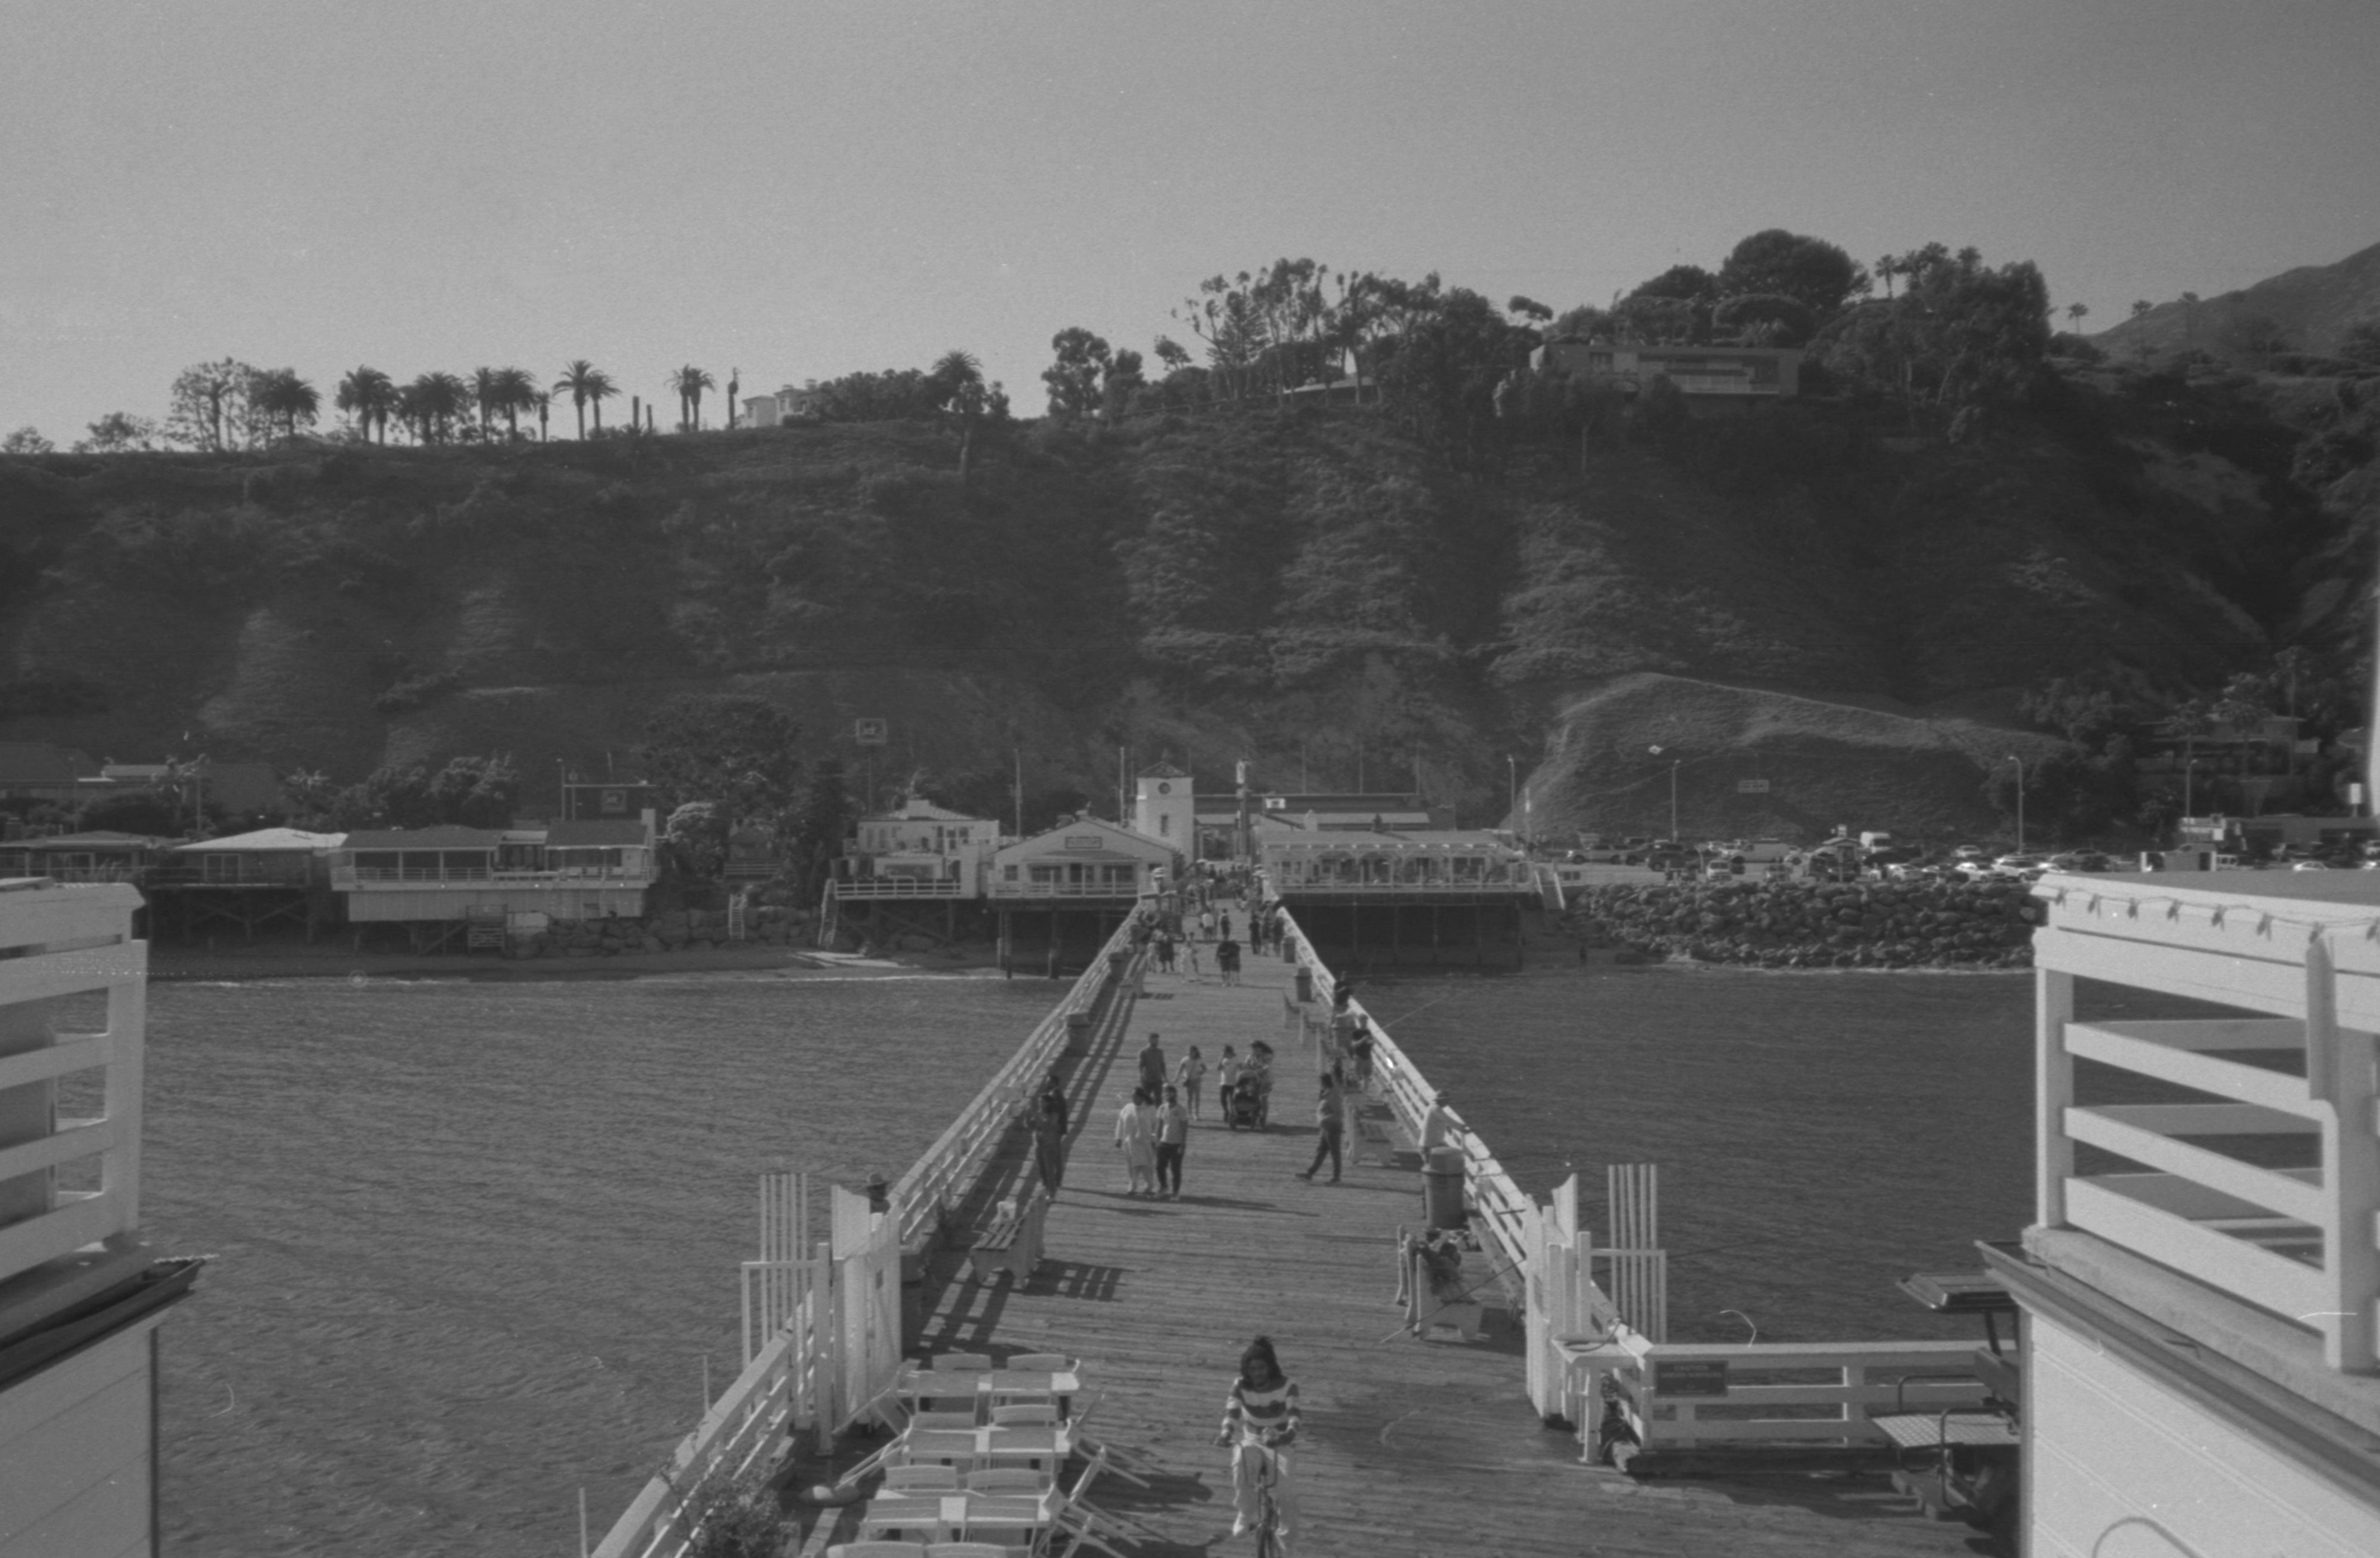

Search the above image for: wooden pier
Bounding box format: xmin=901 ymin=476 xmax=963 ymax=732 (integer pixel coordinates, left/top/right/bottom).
xmin=862 ymin=944 xmax=1986 ymax=1558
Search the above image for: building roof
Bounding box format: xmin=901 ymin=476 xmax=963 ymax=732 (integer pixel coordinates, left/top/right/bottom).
xmin=171 ymin=828 xmax=345 ymax=854
xmin=1138 ymin=761 xmax=1191 ymax=780
xmin=995 ymin=815 xmax=1175 ymax=863
xmin=17 ymin=831 xmax=168 ymax=850
xmin=545 ymin=820 xmax=647 ymax=847
xmin=339 ymin=826 xmax=507 ymax=849
xmin=864 ymin=797 xmax=989 ymax=824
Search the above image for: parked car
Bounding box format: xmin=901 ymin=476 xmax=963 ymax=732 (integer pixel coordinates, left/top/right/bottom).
xmin=1992 ymin=854 xmax=2050 ymax=878
xmin=1950 ymin=844 xmax=1987 ymax=862
xmin=2291 ymin=859 xmax=2332 ymax=871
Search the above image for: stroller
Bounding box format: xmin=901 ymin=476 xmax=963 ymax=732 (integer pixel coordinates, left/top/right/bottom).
xmin=1222 ymin=1076 xmax=1267 ymax=1130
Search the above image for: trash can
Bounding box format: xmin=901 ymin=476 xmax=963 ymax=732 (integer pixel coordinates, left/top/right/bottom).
xmin=1281 ymin=934 xmax=1299 ymax=965
xmin=1423 ymin=1145 xmax=1467 ymax=1231
xmin=1294 ymin=966 xmax=1314 ymax=1003
xmin=1064 ymin=1010 xmax=1092 ymax=1055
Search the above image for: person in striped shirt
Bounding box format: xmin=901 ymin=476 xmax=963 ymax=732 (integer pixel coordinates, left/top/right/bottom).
xmin=1215 ymin=1335 xmax=1303 ymax=1546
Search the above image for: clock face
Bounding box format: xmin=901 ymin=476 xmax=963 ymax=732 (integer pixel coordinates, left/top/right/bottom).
xmin=1157 ymin=782 xmax=1171 ymax=795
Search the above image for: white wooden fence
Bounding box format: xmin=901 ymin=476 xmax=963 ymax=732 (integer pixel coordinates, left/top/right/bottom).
xmin=1276 ymin=895 xmax=1989 ymax=1463
xmin=0 ymin=881 xmax=147 ymax=1289
xmin=2033 ymin=876 xmax=2380 ymax=1371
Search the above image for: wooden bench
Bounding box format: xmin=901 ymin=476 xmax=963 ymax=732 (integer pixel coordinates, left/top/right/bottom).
xmin=967 ymin=1189 xmax=1049 ymax=1284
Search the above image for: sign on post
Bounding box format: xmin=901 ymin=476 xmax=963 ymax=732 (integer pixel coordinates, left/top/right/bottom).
xmin=1736 ymin=779 xmax=1770 ymax=794
xmin=853 ymin=718 xmax=888 ymax=747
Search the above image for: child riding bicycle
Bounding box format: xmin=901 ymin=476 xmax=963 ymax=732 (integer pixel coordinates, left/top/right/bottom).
xmin=1217 ymin=1335 xmax=1301 ymax=1550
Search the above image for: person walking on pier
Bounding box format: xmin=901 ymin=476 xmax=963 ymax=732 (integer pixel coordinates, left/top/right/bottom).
xmin=1296 ymin=1074 xmax=1344 ymax=1183
xmin=1199 ymin=904 xmax=1216 ymax=941
xmin=1138 ymin=1033 xmax=1168 ymax=1096
xmin=1115 ymin=1087 xmax=1158 ymax=1197
xmin=1156 ymin=928 xmax=1176 ymax=974
xmin=1216 ymin=935 xmax=1242 ymax=986
xmin=1156 ymin=1085 xmax=1189 ymax=1197
xmin=1218 ymin=1335 xmax=1302 ymax=1548
xmin=1177 ymin=1044 xmax=1208 ymax=1118
xmin=1032 ymin=1084 xmax=1070 ymax=1193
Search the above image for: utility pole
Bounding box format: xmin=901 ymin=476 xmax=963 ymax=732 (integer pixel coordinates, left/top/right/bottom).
xmin=1648 ymin=745 xmax=1680 ymax=840
xmin=2007 ymin=753 xmax=2026 ymax=853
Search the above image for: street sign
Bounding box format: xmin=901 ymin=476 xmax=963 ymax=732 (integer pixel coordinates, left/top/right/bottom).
xmin=1737 ymin=779 xmax=1770 ymax=794
xmin=853 ymin=718 xmax=888 ymax=747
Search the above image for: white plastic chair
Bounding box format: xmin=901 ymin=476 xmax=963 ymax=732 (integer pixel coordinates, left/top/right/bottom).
xmin=966 ymin=1468 xmax=1053 ymax=1496
xmin=856 ymin=1495 xmax=951 ymax=1545
xmin=990 ymin=1403 xmax=1058 ymax=1426
xmin=1046 ymin=1449 xmax=1132 ymax=1558
xmin=1004 ymin=1353 xmax=1076 ymax=1372
xmin=935 ymin=1352 xmax=995 ymax=1371
xmin=956 ymin=1494 xmax=1048 ymax=1551
xmin=907 ymin=1409 xmax=980 ymax=1431
xmin=905 ymin=1428 xmax=983 ymax=1473
xmin=924 ymin=1545 xmax=1012 ymax=1558
xmin=883 ymin=1464 xmax=960 ymax=1493
xmin=832 ymin=1536 xmax=932 ymax=1556
xmin=979 ymin=1425 xmax=1060 ymax=1474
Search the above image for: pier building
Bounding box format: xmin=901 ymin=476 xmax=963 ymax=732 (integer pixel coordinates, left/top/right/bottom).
xmin=1262 ymin=830 xmax=1543 ymax=968
xmin=0 ymin=878 xmax=202 ymax=1557
xmin=145 ymin=827 xmax=342 ymax=944
xmin=327 ymin=814 xmax=659 ymax=952
xmin=988 ymin=817 xmax=1174 ymax=973
xmin=1995 ymin=869 xmax=2380 ymax=1555
xmin=826 ymin=797 xmax=1004 ymax=953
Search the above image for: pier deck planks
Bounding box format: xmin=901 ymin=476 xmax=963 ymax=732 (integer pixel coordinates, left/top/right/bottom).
xmin=900 ymin=949 xmax=1986 ymax=1558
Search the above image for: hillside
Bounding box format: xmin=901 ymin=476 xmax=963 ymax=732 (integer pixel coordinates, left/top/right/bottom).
xmin=0 ymin=375 xmax=2363 ymax=840
xmin=2095 ymin=237 xmax=2380 ymax=364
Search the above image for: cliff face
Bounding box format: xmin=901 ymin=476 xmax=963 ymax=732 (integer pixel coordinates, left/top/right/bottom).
xmin=0 ymin=372 xmax=2362 ymax=837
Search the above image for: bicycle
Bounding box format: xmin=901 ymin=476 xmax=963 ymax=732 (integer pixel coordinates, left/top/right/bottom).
xmin=1221 ymin=1432 xmax=1289 ymax=1556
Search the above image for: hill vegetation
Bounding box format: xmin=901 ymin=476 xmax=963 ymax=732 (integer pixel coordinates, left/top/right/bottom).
xmin=4 ymin=233 xmax=2377 ymax=847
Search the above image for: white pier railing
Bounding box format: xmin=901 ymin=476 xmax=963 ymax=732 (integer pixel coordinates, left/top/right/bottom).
xmin=0 ymin=881 xmax=147 ymax=1288
xmin=592 ymin=913 xmax=1146 ymax=1558
xmin=2032 ymin=872 xmax=2380 ymax=1372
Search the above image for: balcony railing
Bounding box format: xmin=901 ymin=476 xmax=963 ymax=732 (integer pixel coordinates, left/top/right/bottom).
xmin=837 ymin=877 xmax=968 ymax=900
xmin=2032 ymin=871 xmax=2380 ymax=1371
xmin=331 ymin=864 xmax=654 ymax=888
xmin=986 ymin=879 xmax=1147 ymax=899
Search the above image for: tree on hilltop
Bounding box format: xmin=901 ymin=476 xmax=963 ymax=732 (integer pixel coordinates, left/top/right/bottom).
xmin=75 ymin=412 xmax=160 ymax=453
xmin=486 ymin=367 xmax=541 ymax=440
xmin=554 ymin=360 xmax=613 ymax=439
xmin=2 ymin=427 xmax=53 ymax=454
xmin=165 ymin=359 xmax=261 ymax=451
xmin=1625 ymin=265 xmax=1718 ymax=304
xmin=669 ymin=365 xmax=716 ymax=432
xmin=251 ymin=368 xmax=320 ymax=442
xmin=1715 ymin=230 xmax=1868 ymax=318
xmin=336 ymin=366 xmax=398 ymax=444
xmin=1043 ymin=327 xmax=1112 ymax=417
xmin=398 ymin=371 xmax=468 ymax=444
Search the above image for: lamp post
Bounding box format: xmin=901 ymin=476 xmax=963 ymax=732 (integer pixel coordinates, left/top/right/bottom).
xmin=2007 ymin=753 xmax=2025 ymax=853
xmin=1648 ymin=745 xmax=1680 ymax=842
xmin=1505 ymin=754 xmax=1517 ymax=831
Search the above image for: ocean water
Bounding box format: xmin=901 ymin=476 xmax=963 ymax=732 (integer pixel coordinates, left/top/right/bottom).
xmin=120 ymin=961 xmax=2061 ymax=1554
xmin=1367 ymin=964 xmax=2040 ymax=1346
xmin=130 ymin=971 xmax=1061 ymax=1558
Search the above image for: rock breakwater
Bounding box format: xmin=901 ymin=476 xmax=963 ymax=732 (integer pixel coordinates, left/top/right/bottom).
xmin=1570 ymin=877 xmax=2037 ymax=969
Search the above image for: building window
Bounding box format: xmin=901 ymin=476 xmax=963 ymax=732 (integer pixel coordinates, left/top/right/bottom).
xmin=1158 ymin=815 xmax=1170 ymax=835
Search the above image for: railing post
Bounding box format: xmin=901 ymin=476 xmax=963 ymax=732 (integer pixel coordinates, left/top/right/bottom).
xmin=2036 ymin=967 xmax=2075 ymax=1230
xmin=2307 ymin=935 xmax=2379 ymax=1372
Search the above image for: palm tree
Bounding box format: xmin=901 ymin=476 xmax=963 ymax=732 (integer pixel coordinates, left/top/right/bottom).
xmin=669 ymin=365 xmax=716 ymax=432
xmin=251 ymin=369 xmax=319 ymax=442
xmin=471 ymin=367 xmax=501 ymax=441
xmin=403 ymin=371 xmax=467 ymax=444
xmin=585 ymin=369 xmax=617 ymax=434
xmin=533 ymin=389 xmax=550 ymax=442
xmin=2065 ymin=302 xmax=2088 ymax=334
xmin=335 ymin=366 xmax=398 ymax=444
xmin=487 ymin=367 xmax=540 ymax=440
xmin=554 ymin=360 xmax=607 ymax=439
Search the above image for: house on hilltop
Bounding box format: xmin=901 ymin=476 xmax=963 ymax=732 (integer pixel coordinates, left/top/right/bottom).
xmin=1530 ymin=339 xmax=1802 ymax=409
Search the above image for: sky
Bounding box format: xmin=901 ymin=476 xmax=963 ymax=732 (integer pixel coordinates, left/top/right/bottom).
xmin=4 ymin=0 xmax=2378 ymax=441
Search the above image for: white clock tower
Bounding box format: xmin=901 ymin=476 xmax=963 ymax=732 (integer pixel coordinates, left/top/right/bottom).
xmin=1132 ymin=761 xmax=1195 ymax=847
